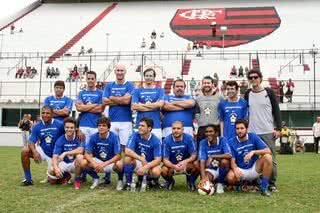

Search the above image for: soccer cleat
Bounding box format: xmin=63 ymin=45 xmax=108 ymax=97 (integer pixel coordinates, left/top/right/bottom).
xmin=74 ymin=180 xmax=81 ymax=190
xmin=261 ymin=189 xmax=272 ymax=197
xmin=130 ymin=181 xmax=136 ymax=192
xmin=140 ymin=181 xmax=147 ymax=192
xmin=39 ymin=178 xmax=48 ymax=184
xmin=123 ymin=183 xmax=131 ymax=191
xmin=268 ymin=185 xmax=278 ymax=192
xmin=22 ymin=179 xmax=33 ymax=186
xmin=90 ymin=178 xmax=99 ymax=190
xmin=216 ymin=183 xmax=225 ymax=194
xmin=61 ymin=173 xmax=72 ymax=185
xmin=104 ymin=179 xmax=111 ymax=185
xmin=165 ymin=179 xmax=175 ymax=191
xmin=116 ymin=180 xmax=124 ymax=191
xmin=187 ymin=182 xmax=196 ymax=192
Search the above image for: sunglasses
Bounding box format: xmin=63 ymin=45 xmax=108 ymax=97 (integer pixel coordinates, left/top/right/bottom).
xmin=248 ymin=76 xmax=259 ymax=80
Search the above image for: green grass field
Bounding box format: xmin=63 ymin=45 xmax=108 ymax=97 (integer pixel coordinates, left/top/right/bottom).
xmin=1 ymin=147 xmax=319 ymax=213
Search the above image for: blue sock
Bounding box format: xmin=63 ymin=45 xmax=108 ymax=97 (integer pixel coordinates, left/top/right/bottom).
xmin=104 ymin=172 xmax=111 ymax=180
xmin=124 ymin=164 xmax=134 ymax=184
xmin=86 ymin=168 xmax=99 ymax=179
xmin=24 ymin=170 xmax=32 ymax=182
xmin=218 ymin=168 xmax=228 ymax=184
xmin=81 ymin=170 xmax=87 ymax=179
xmin=190 ymin=174 xmax=198 ymax=183
xmin=75 ymin=176 xmax=81 ymax=182
xmin=260 ymin=176 xmax=269 ymax=191
xmin=117 ymin=170 xmax=124 ymax=181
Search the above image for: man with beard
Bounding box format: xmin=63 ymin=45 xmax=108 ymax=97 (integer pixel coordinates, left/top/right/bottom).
xmin=161 ymin=121 xmax=198 ymax=191
xmin=226 ymin=119 xmax=273 ymax=196
xmin=195 ymin=76 xmax=223 ymax=143
xmin=162 ymin=79 xmax=195 ymax=137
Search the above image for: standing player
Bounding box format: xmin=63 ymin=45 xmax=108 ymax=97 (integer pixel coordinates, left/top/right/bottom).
xmin=195 ymin=76 xmax=223 ymax=143
xmin=123 ymin=118 xmax=162 ymax=192
xmin=218 ymin=81 xmax=248 ymax=139
xmin=76 ymin=116 xmax=123 ymax=190
xmin=20 ymin=106 xmax=64 ymax=186
xmin=103 ymin=64 xmax=134 ymax=150
xmin=50 ymin=117 xmax=84 ymax=188
xmin=161 ymin=121 xmax=199 ymax=191
xmin=198 ymin=125 xmax=232 ymax=194
xmin=131 ymin=68 xmax=164 ymax=140
xmin=244 ymin=69 xmax=281 ymax=192
xmin=162 ymin=79 xmax=195 ymax=137
xmin=44 ymin=80 xmax=73 ymax=122
xmin=226 ymin=119 xmax=273 ymax=196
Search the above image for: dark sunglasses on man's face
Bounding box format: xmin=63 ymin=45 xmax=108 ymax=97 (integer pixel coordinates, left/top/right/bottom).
xmin=248 ymin=75 xmax=259 ymax=80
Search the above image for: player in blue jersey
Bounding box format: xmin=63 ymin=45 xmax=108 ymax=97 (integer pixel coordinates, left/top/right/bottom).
xmin=103 ymin=64 xmax=134 ymax=150
xmin=161 ymin=121 xmax=199 ymax=191
xmin=162 ymin=79 xmax=195 ymax=137
xmin=21 ymin=106 xmax=64 ymax=186
xmin=50 ymin=117 xmax=84 ymax=188
xmin=76 ymin=71 xmax=104 ymax=144
xmin=218 ymin=81 xmax=248 ymax=139
xmin=198 ymin=125 xmax=232 ymax=194
xmin=76 ymin=116 xmax=122 ymax=190
xmin=131 ymin=68 xmax=164 ymax=140
xmin=44 ymin=80 xmax=73 ymax=122
xmin=226 ymin=119 xmax=273 ymax=196
xmin=123 ymin=117 xmax=162 ymax=192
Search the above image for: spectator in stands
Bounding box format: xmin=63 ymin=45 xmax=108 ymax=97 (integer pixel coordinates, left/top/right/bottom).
xmin=30 ymin=67 xmax=37 ymax=78
xmin=18 ymin=114 xmax=33 ymax=147
xmin=79 ymin=46 xmax=85 ymax=56
xmin=160 ymin=32 xmax=164 ymax=38
xmin=141 ymin=38 xmax=146 ymax=48
xmin=238 ymin=65 xmax=244 ymax=78
xmin=196 ymin=51 xmax=202 ymax=57
xmin=10 ymin=24 xmax=15 ymax=34
xmin=285 ymin=78 xmax=295 ymax=103
xmin=213 ymin=73 xmax=219 ymax=86
xmin=312 ymin=116 xmax=320 ymax=154
xmin=220 ymin=81 xmax=227 ymax=97
xmin=230 ymin=65 xmax=237 ymax=77
xmin=245 ymin=66 xmax=249 ymax=77
xmin=150 ymin=41 xmax=156 ymax=49
xmin=96 ymin=81 xmax=104 ymax=90
xmin=151 ymin=30 xmax=157 ymax=39
xmin=46 ymin=67 xmax=51 ymax=78
xmin=192 ymin=41 xmax=198 ymax=50
xmin=16 ymin=68 xmax=24 ymax=78
xmin=279 ymin=80 xmax=285 ymax=103
xmin=54 ymin=68 xmax=60 ymax=78
xmin=84 ymin=64 xmax=89 ymax=74
xmin=19 ymin=28 xmax=23 ymax=33
xmin=87 ymin=48 xmax=93 ymax=54
xmin=198 ymin=42 xmax=204 ymax=50
xmin=23 ymin=67 xmax=31 ymax=79
xmin=295 ymin=135 xmax=305 ymax=153
xmin=73 ymin=64 xmax=78 ymax=72
xmin=71 ymin=70 xmax=80 ymax=81
xmin=189 ymin=77 xmax=197 ymax=96
xmin=239 ymin=80 xmax=248 ymax=97
xmin=280 ymin=122 xmax=293 ymax=154
xmin=187 ymin=43 xmax=192 ymax=51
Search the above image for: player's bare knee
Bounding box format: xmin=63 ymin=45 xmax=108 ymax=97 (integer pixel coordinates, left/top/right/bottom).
xmin=220 ymin=159 xmax=230 ymax=168
xmin=161 ymin=166 xmax=169 ymax=176
xmin=151 ymin=166 xmax=161 ymax=177
xmin=226 ymin=171 xmax=235 ymax=184
xmin=263 ymin=154 xmax=272 ymax=164
xmin=21 ymin=147 xmax=30 ymax=157
xmin=115 ymin=160 xmax=123 ymax=171
xmin=124 ymin=156 xmax=134 ymax=164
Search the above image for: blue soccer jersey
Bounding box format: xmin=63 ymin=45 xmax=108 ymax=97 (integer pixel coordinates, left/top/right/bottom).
xmin=29 ymin=119 xmax=65 ymax=157
xmin=44 ymin=95 xmax=73 ymax=122
xmin=127 ymin=132 xmax=162 ymax=162
xmin=198 ymin=137 xmax=231 ymax=161
xmin=218 ymin=98 xmax=248 ymax=139
xmin=163 ymin=133 xmax=196 ymax=164
xmin=85 ymin=132 xmax=121 ymax=162
xmin=228 ymin=133 xmax=268 ymax=169
xmin=53 ymin=135 xmax=84 ymax=163
xmin=162 ymin=95 xmax=195 ymax=128
xmin=103 ymin=81 xmax=134 ymax=122
xmin=132 ymin=87 xmax=164 ymax=129
xmin=77 ymin=89 xmax=103 ymax=128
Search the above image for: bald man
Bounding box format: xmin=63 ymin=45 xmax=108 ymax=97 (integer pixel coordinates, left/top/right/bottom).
xmin=103 ymin=64 xmax=135 ymax=150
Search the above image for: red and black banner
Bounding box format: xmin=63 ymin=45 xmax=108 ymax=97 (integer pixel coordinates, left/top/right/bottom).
xmin=170 ymin=7 xmax=281 ymax=48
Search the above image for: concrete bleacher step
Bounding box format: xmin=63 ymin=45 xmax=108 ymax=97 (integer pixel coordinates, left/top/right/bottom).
xmin=164 ymin=78 xmax=174 ymax=94
xmin=181 ymin=58 xmax=192 ymax=76
xmin=46 ymin=3 xmax=117 ymax=64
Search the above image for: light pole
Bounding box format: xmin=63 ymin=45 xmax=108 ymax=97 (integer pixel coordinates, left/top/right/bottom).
xmin=106 ymin=33 xmax=110 ymax=61
xmin=220 ymin=26 xmax=227 ymax=59
xmin=310 ymin=44 xmax=318 ymax=112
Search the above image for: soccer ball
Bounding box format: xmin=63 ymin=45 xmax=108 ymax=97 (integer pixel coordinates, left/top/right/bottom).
xmin=47 ymin=171 xmax=60 ymax=184
xmin=197 ymin=180 xmax=215 ymax=196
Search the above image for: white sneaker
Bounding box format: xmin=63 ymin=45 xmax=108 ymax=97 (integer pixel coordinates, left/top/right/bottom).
xmin=116 ymin=180 xmax=123 ymax=191
xmin=140 ymin=182 xmax=147 ymax=192
xmin=216 ymin=183 xmax=224 ymax=194
xmin=90 ymin=178 xmax=99 ymax=190
xmin=39 ymin=178 xmax=48 ymax=184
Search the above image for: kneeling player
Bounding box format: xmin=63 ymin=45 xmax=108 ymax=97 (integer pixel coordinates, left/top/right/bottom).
xmin=124 ymin=117 xmax=162 ymax=192
xmin=76 ymin=116 xmax=123 ymax=190
xmin=226 ymin=119 xmax=273 ymax=196
xmin=21 ymin=106 xmax=64 ymax=186
xmin=198 ymin=125 xmax=232 ymax=194
xmin=161 ymin=121 xmax=199 ymax=191
xmin=50 ymin=117 xmax=84 ymax=187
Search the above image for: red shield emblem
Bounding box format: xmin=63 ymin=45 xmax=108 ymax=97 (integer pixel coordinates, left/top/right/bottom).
xmin=170 ymin=7 xmax=281 ymax=48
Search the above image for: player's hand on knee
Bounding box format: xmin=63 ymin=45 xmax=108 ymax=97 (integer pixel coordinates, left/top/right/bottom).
xmin=244 ymin=151 xmax=254 ymax=162
xmin=54 ymin=167 xmax=63 ymax=178
xmin=234 ymin=167 xmax=243 ymax=181
xmin=33 ymin=152 xmax=42 ymax=163
xmin=95 ymin=163 xmax=105 ymax=173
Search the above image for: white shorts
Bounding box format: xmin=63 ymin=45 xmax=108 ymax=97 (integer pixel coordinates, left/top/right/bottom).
xmin=58 ymin=161 xmax=75 ymax=173
xmin=134 ymin=128 xmax=162 ymax=141
xmin=239 ymin=163 xmax=260 ymax=181
xmin=163 ymin=127 xmax=194 ymax=138
xmin=35 ymin=145 xmax=52 ymax=170
xmin=93 ymin=158 xmax=115 ymax=173
xmin=110 ymin=122 xmax=133 ymax=146
xmin=80 ymin=127 xmax=98 ymax=144
xmin=205 ymin=168 xmax=219 ymax=180
xmin=134 ymin=160 xmax=149 ymax=174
